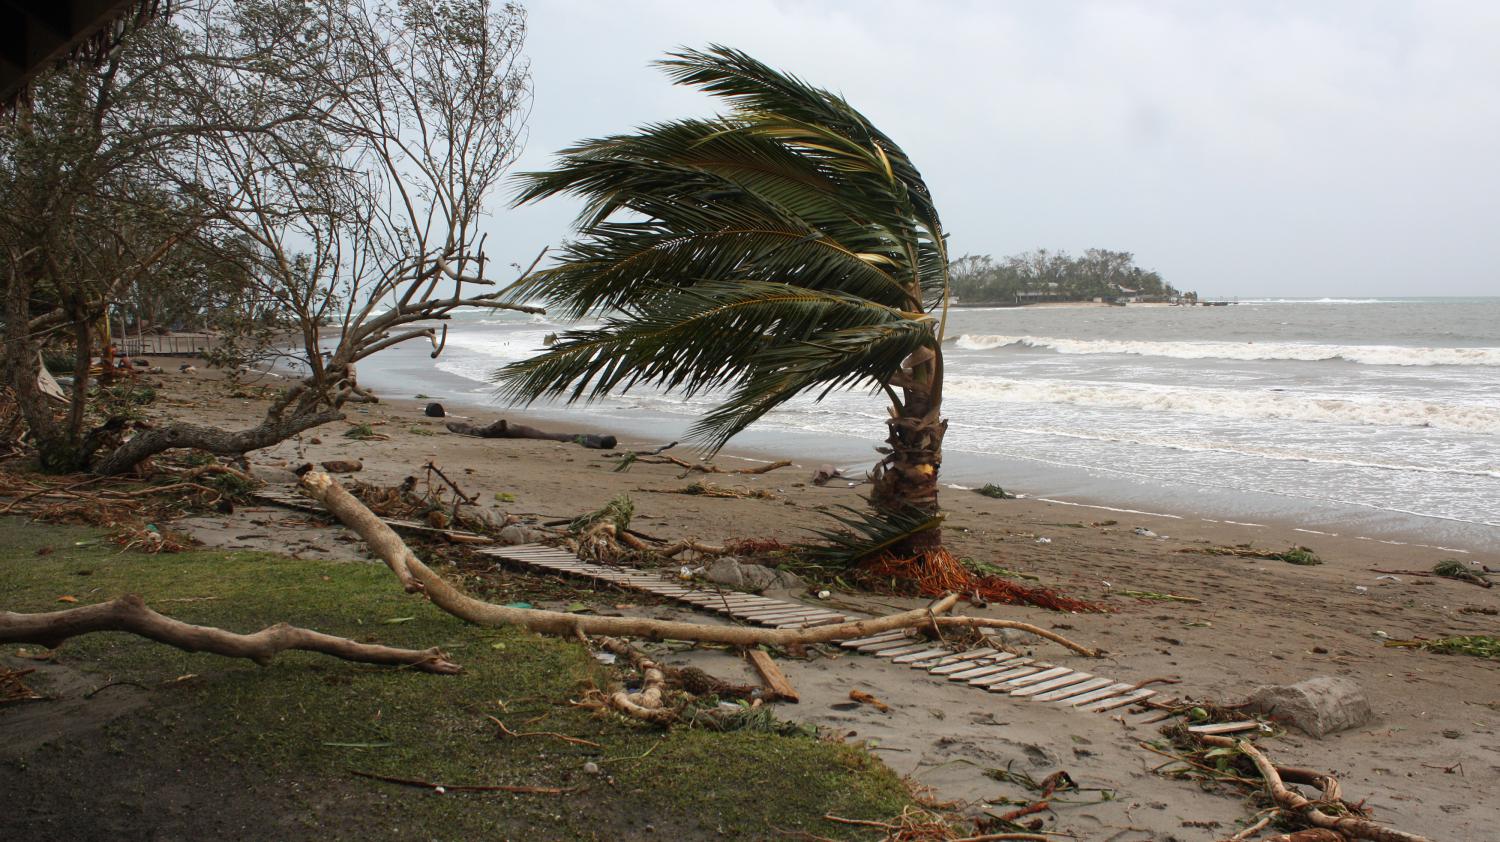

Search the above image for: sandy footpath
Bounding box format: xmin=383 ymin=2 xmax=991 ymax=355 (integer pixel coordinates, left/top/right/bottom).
xmin=152 ymin=367 xmax=1498 ymax=839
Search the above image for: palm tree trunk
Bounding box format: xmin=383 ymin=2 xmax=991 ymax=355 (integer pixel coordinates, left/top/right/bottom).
xmin=871 ymin=354 xmax=946 ymax=552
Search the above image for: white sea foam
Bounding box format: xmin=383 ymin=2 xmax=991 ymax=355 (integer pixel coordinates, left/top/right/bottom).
xmin=943 ymin=376 xmax=1500 ymax=435
xmin=953 ymin=334 xmax=1500 ymax=367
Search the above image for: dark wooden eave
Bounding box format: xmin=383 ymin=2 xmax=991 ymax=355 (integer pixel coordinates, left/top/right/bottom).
xmin=1 ymin=0 xmax=146 ymax=106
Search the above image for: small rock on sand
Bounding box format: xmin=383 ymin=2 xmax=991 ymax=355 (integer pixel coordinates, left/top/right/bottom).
xmin=1246 ymin=675 xmax=1372 ymax=738
xmin=702 ymin=557 xmax=802 ymax=593
xmin=319 ymin=459 xmax=363 ymax=473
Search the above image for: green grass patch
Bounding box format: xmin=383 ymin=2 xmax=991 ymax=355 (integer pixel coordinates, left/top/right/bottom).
xmin=1 ymin=519 xmax=912 ymax=839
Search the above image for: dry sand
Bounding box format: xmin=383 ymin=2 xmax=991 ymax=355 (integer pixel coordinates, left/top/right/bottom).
xmin=152 ymin=367 xmax=1499 ymax=839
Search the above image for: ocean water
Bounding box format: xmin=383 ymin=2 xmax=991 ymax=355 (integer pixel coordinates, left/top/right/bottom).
xmin=359 ymin=297 xmax=1500 ymax=552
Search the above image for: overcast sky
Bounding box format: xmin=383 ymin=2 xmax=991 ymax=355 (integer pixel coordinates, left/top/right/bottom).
xmin=486 ymin=1 xmax=1499 ymax=298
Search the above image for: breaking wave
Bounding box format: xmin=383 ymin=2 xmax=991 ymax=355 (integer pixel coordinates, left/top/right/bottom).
xmin=942 ymin=376 xmax=1500 ymax=435
xmin=953 ymin=334 xmax=1500 ymax=367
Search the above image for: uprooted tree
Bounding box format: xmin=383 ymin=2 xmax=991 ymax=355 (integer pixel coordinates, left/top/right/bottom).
xmin=1 ymin=0 xmax=537 ymax=475
xmin=491 ymin=47 xmax=956 ymax=575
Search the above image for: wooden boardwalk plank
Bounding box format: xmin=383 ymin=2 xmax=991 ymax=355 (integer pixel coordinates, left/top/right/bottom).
xmin=1082 ymin=688 xmax=1156 ymax=712
xmin=841 ymin=631 xmax=908 ymax=649
xmin=890 ymin=647 xmax=949 ymax=665
xmin=1004 ymin=666 xmax=1073 ymax=688
xmin=1032 ymin=676 xmax=1114 ymax=702
xmin=858 ymin=637 xmax=920 ymax=654
xmin=1011 ymin=672 xmax=1094 ymax=698
xmin=974 ymin=665 xmax=1045 ymax=688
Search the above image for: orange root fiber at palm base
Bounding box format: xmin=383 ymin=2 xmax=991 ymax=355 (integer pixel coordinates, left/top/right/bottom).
xmin=856 ymin=547 xmax=1107 ymax=613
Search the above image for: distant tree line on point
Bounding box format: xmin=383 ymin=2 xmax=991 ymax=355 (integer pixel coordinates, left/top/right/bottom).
xmin=948 ymin=249 xmax=1188 ymax=305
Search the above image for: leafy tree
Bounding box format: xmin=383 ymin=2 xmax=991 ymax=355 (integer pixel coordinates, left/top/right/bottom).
xmin=495 ymin=46 xmax=954 ymax=558
xmin=2 ymin=0 xmax=535 ymax=474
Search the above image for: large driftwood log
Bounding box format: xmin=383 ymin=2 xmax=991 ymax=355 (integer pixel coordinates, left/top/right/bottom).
xmin=298 ymin=471 xmax=1101 ymax=656
xmin=445 ymin=418 xmax=616 ymax=450
xmin=0 ymin=594 xmax=460 ymax=673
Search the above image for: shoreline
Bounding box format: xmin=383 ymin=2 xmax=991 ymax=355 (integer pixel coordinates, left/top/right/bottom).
xmin=341 ymin=339 xmax=1500 ymax=557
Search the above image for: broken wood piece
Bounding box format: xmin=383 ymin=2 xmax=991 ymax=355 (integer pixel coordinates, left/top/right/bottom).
xmin=1188 ymin=720 xmax=1262 ymax=736
xmin=745 ymin=649 xmax=799 ymax=703
xmin=445 ymin=418 xmax=616 ymax=450
xmin=849 ymin=689 xmax=890 ymax=712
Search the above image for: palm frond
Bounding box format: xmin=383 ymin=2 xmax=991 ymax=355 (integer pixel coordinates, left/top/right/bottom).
xmin=796 ymin=503 xmax=945 ymax=570
xmin=496 ymin=46 xmax=950 ymax=454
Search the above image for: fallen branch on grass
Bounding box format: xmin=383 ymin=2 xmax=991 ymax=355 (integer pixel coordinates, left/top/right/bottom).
xmin=349 ymin=769 xmax=572 ymax=795
xmin=488 ymin=716 xmax=601 ymax=748
xmin=0 ymin=594 xmax=460 ymax=673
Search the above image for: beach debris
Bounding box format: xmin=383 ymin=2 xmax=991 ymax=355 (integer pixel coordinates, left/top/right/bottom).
xmin=816 ymin=589 xmax=831 ymax=600
xmin=0 ymin=594 xmax=460 ymax=673
xmin=848 ymin=689 xmax=890 ymax=712
xmin=649 ymin=480 xmax=775 ymax=500
xmin=973 ymin=483 xmax=1015 ymax=499
xmin=619 ymin=452 xmax=791 ymax=479
xmin=342 ymin=422 xmax=388 ymax=441
xmin=745 ymin=649 xmax=799 ymax=702
xmin=1432 ymin=559 xmax=1493 ymax=587
xmin=810 ymin=464 xmax=843 ymax=485
xmin=1117 ymin=589 xmax=1201 ymax=604
xmin=445 ymin=417 xmax=616 ymax=449
xmin=178 ymin=364 xmax=197 ymax=373
xmin=802 ymin=505 xmax=1108 ymax=613
xmin=1185 ymin=544 xmax=1324 ymax=565
xmin=424 ymin=402 xmax=445 ymax=417
xmin=319 ymin=459 xmax=363 ymax=473
xmin=1034 ymin=536 xmax=1051 ymax=544
xmin=1383 ymin=634 xmax=1499 ymax=660
xmin=701 ymin=557 xmax=803 ymax=593
xmin=1133 ymin=527 xmax=1157 ymax=537
xmin=1 ymin=666 xmax=42 ymax=703
xmin=302 ymin=471 xmax=1105 ymax=656
xmin=1149 ymin=729 xmax=1432 ymax=842
xmin=1245 ymin=676 xmax=1372 ymax=738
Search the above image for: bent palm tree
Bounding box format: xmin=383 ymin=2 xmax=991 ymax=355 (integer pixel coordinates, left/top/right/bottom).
xmin=495 ymin=46 xmax=952 ymax=560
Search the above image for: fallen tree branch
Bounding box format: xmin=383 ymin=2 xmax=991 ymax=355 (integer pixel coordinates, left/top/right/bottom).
xmin=638 ymin=454 xmax=792 ymax=477
xmin=0 ymin=594 xmax=460 ymax=673
xmin=300 ymin=471 xmax=961 ymax=647
xmin=1234 ymin=738 xmax=1433 ymax=842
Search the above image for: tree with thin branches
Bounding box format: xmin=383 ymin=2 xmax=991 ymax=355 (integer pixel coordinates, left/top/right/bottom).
xmin=495 ymin=46 xmax=956 ymax=569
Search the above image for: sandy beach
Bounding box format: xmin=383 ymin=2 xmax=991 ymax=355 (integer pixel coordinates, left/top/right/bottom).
xmin=140 ymin=363 xmax=1500 ymax=840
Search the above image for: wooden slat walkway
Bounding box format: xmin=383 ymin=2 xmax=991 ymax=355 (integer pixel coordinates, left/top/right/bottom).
xmin=485 ymin=543 xmax=1157 ymax=717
